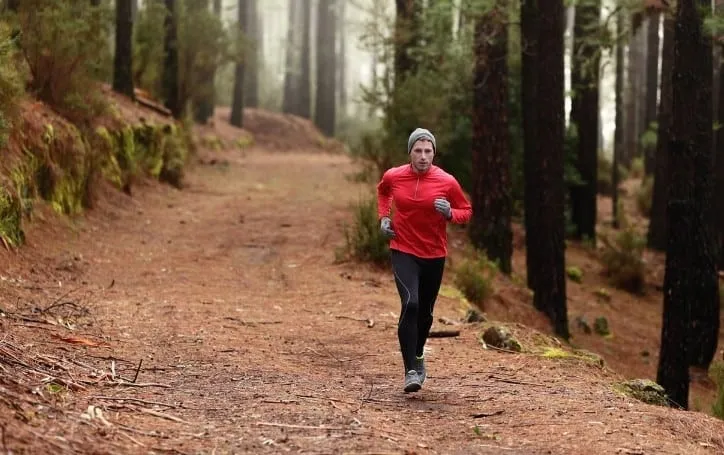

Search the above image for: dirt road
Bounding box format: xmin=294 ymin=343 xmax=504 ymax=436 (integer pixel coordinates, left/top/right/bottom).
xmin=2 ymin=118 xmax=723 ymax=455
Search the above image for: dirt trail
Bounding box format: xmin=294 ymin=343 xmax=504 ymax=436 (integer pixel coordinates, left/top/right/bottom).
xmin=2 ymin=114 xmax=724 ymax=455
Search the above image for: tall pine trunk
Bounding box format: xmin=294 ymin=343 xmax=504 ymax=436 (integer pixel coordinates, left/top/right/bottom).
xmin=569 ymin=0 xmax=600 ymax=242
xmin=113 ymin=0 xmax=135 ymax=99
xmin=163 ymin=0 xmax=181 ymax=118
xmin=337 ymin=0 xmax=346 ymax=116
xmin=648 ymin=13 xmax=674 ymax=251
xmin=298 ymin=0 xmax=312 ymax=119
xmin=244 ymin=0 xmax=259 ymax=108
xmin=394 ymin=0 xmax=421 ymax=86
xmin=230 ymin=0 xmax=247 ymax=127
xmin=718 ymin=51 xmax=724 ymax=270
xmin=470 ymin=1 xmax=513 ymax=275
xmin=643 ymin=12 xmax=660 ymax=176
xmin=612 ymin=8 xmax=624 ymax=229
xmin=521 ymin=0 xmax=540 ymax=290
xmin=282 ymin=0 xmax=299 ymax=115
xmin=314 ymin=0 xmax=336 ymax=136
xmin=657 ymin=0 xmax=719 ymax=409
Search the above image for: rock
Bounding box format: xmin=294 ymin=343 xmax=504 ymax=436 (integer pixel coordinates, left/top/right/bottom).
xmin=594 ymin=316 xmax=610 ymax=336
xmin=481 ymin=325 xmax=522 ymax=352
xmin=566 ymin=266 xmax=583 ymax=283
xmin=464 ymin=308 xmax=486 ymax=323
xmin=617 ymin=379 xmax=670 ymax=407
xmin=575 ymin=316 xmax=592 ymax=334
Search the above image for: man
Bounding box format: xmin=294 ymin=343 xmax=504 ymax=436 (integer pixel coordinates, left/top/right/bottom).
xmin=376 ymin=127 xmax=473 ymax=393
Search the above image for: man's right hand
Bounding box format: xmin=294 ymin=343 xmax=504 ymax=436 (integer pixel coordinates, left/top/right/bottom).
xmin=380 ymin=217 xmax=395 ymax=238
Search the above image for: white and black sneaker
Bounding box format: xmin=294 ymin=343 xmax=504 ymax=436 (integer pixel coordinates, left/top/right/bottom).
xmin=415 ymin=356 xmax=426 ymax=385
xmin=404 ymin=369 xmax=422 ymax=393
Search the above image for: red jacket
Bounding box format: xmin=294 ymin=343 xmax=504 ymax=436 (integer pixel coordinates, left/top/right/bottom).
xmin=377 ymin=164 xmax=473 ymax=258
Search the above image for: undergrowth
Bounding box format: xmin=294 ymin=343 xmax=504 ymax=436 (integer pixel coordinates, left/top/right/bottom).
xmin=599 ymin=228 xmax=646 ymax=294
xmin=338 ymin=196 xmax=390 ymax=267
xmin=453 ymin=247 xmax=498 ymax=310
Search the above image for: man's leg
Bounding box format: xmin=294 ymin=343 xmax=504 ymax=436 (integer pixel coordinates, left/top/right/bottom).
xmin=390 ymin=250 xmax=423 ymax=392
xmin=415 ymin=257 xmax=446 ymax=375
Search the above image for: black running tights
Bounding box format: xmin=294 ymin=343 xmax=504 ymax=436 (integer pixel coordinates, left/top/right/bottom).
xmin=390 ymin=249 xmax=446 ymax=373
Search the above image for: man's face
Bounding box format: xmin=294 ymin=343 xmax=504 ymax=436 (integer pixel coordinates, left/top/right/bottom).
xmin=410 ymin=139 xmax=434 ymax=173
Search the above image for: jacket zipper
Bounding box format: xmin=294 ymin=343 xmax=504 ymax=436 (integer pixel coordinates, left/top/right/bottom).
xmin=414 ymin=176 xmax=420 ymax=199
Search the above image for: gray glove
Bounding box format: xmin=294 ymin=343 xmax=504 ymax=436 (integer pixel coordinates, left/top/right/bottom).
xmin=434 ymin=198 xmax=452 ymax=220
xmin=380 ymin=217 xmax=395 ymax=238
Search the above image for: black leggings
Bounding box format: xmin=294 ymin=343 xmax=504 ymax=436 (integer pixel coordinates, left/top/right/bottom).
xmin=390 ymin=249 xmax=446 ymax=373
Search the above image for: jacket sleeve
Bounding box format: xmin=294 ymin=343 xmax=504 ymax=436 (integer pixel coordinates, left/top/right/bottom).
xmin=448 ymin=177 xmax=472 ymax=224
xmin=377 ymin=169 xmax=393 ymax=220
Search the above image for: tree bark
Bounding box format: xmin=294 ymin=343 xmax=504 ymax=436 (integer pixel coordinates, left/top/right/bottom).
xmin=718 ymin=53 xmax=724 ymax=270
xmin=244 ymin=0 xmax=259 ymax=108
xmin=298 ymin=0 xmax=312 ymax=118
xmin=113 ymin=0 xmax=135 ymax=100
xmin=521 ymin=0 xmax=540 ymax=290
xmin=470 ymin=2 xmax=513 ymax=275
xmin=163 ymin=0 xmax=181 ymax=118
xmin=612 ymin=9 xmax=624 ymax=229
xmin=337 ymin=0 xmax=346 ymax=117
xmin=282 ymin=0 xmax=299 ymax=115
xmin=394 ymin=0 xmax=421 ymax=87
xmin=643 ymin=12 xmax=660 ymax=176
xmin=569 ymin=0 xmax=600 ymax=242
xmin=314 ymin=0 xmax=336 ymax=136
xmin=648 ymin=14 xmax=674 ymax=251
xmin=657 ymin=0 xmax=720 ymax=409
xmin=230 ymin=0 xmax=247 ymax=127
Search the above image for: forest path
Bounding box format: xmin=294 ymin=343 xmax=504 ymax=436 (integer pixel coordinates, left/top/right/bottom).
xmin=2 ymin=112 xmax=723 ymax=455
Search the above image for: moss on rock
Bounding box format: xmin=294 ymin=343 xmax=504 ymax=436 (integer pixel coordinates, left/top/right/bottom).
xmin=614 ymin=379 xmax=670 ymax=407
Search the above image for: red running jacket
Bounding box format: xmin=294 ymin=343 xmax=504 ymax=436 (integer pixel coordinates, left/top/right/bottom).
xmin=377 ymin=164 xmax=473 ymax=259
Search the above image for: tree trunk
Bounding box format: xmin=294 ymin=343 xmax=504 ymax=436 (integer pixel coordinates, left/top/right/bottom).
xmin=394 ymin=0 xmax=421 ymax=86
xmin=163 ymin=0 xmax=181 ymax=118
xmin=648 ymin=13 xmax=674 ymax=251
xmin=113 ymin=0 xmax=135 ymax=100
xmin=282 ymin=0 xmax=299 ymax=115
xmin=623 ymin=14 xmax=643 ymax=167
xmin=314 ymin=0 xmax=336 ymax=136
xmin=244 ymin=0 xmax=259 ymax=108
xmin=298 ymin=0 xmax=312 ymax=119
xmin=521 ymin=0 xmax=540 ymax=290
xmin=337 ymin=0 xmax=346 ymax=117
xmin=470 ymin=2 xmax=513 ymax=275
xmin=718 ymin=53 xmax=724 ymax=270
xmin=612 ymin=9 xmax=624 ymax=229
xmin=569 ymin=0 xmax=600 ymax=242
xmin=536 ymin=0 xmax=568 ymax=339
xmin=643 ymin=12 xmax=660 ymax=176
xmin=657 ymin=0 xmax=719 ymax=409
xmin=230 ymin=0 xmax=247 ymax=127
xmin=7 ymin=0 xmax=19 ymax=10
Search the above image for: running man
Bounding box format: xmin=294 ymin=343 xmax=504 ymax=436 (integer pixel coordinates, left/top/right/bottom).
xmin=376 ymin=127 xmax=473 ymax=393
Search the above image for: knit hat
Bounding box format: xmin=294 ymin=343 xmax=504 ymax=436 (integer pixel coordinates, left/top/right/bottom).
xmin=407 ymin=128 xmax=436 ymax=154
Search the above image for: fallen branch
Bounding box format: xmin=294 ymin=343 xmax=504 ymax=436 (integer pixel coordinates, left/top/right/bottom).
xmin=428 ymin=329 xmax=460 ymax=338
xmin=488 ymin=375 xmax=547 ymax=388
xmin=90 ymin=395 xmax=177 ymax=409
xmin=140 ymin=408 xmax=189 ymax=424
xmin=335 ymin=315 xmax=375 ymax=328
xmin=472 ymin=410 xmax=504 ymax=418
xmin=112 ymin=380 xmax=172 ymax=389
xmin=254 ymin=421 xmax=349 ymax=431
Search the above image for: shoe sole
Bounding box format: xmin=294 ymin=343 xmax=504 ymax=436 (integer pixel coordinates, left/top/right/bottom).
xmin=404 ymin=381 xmax=422 ymax=393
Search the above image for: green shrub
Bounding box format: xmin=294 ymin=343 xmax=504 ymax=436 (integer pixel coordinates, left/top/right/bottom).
xmin=629 ymin=156 xmax=645 ymax=179
xmin=453 ymin=249 xmax=498 ymax=310
xmin=600 ymin=228 xmax=646 ymax=294
xmin=636 ymin=176 xmax=653 ymax=218
xmin=340 ymin=196 xmax=390 ymax=266
xmin=16 ymin=0 xmax=113 ymax=124
xmin=0 ymin=22 xmax=25 ymax=146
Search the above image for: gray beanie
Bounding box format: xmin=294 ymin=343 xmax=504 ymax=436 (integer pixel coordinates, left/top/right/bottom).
xmin=407 ymin=128 xmax=436 ymax=154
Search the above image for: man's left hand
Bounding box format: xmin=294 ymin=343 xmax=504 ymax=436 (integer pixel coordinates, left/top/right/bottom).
xmin=434 ymin=198 xmax=452 ymax=220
